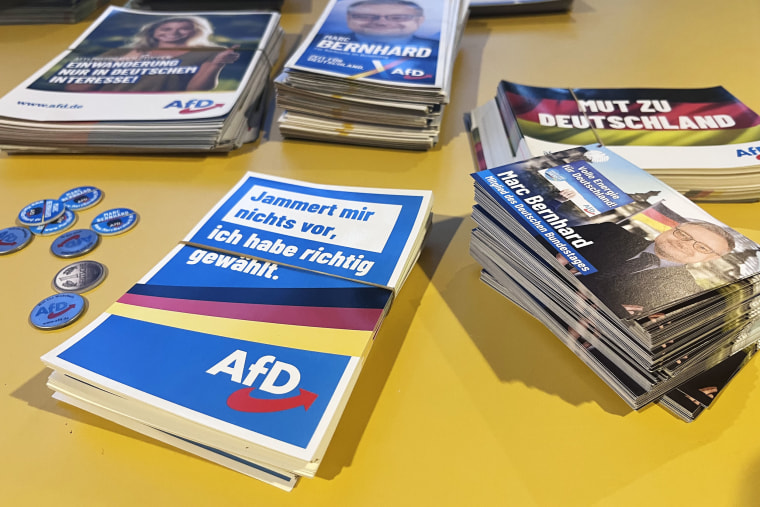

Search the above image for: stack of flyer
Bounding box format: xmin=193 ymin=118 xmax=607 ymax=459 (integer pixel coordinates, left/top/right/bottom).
xmin=124 ymin=0 xmax=284 ymax=12
xmin=468 ymin=80 xmax=760 ymax=202
xmin=0 ymin=0 xmax=107 ymax=24
xmin=465 ymin=142 xmax=760 ymax=421
xmin=41 ymin=172 xmax=432 ymax=490
xmin=275 ymin=0 xmax=469 ymax=150
xmin=468 ymin=0 xmax=573 ymax=17
xmin=0 ymin=6 xmax=283 ymax=154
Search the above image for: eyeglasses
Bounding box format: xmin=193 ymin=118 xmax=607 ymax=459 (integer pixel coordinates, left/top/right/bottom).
xmin=672 ymin=227 xmax=720 ymax=255
xmin=348 ymin=13 xmax=419 ymax=22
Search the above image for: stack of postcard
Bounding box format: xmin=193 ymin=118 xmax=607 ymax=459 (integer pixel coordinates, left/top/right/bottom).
xmin=275 ymin=0 xmax=469 ymax=150
xmin=0 ymin=6 xmax=283 ymax=154
xmin=468 ymin=80 xmax=760 ymax=202
xmin=0 ymin=0 xmax=107 ymax=24
xmin=41 ymin=171 xmax=433 ymax=490
xmin=465 ymin=143 xmax=760 ymax=421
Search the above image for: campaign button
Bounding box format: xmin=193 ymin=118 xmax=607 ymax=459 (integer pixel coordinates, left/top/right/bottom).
xmin=0 ymin=226 xmax=33 ymax=255
xmin=17 ymin=199 xmax=65 ymax=226
xmin=59 ymin=186 xmax=104 ymax=211
xmin=29 ymin=293 xmax=87 ymax=330
xmin=53 ymin=260 xmax=107 ymax=294
xmin=51 ymin=228 xmax=100 ymax=258
xmin=90 ymin=208 xmax=139 ymax=236
xmin=29 ymin=209 xmax=77 ymax=236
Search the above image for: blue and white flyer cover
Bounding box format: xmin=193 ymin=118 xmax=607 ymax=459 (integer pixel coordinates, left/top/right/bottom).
xmin=0 ymin=6 xmax=280 ymax=122
xmin=183 ymin=171 xmax=433 ymax=292
xmin=472 ymin=145 xmax=760 ymax=320
xmin=285 ymin=0 xmax=457 ymax=89
xmin=42 ymin=242 xmax=393 ymax=481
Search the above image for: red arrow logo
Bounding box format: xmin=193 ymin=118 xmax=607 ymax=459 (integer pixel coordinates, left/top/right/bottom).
xmin=227 ymin=387 xmax=318 ymax=413
xmin=178 ymin=104 xmax=224 ymax=115
xmin=58 ymin=234 xmax=80 ymax=247
xmin=0 ymin=240 xmax=17 ymax=246
xmin=48 ymin=304 xmax=75 ymax=319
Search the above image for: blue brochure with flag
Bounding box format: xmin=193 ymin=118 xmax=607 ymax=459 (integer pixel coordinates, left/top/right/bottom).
xmin=41 ymin=172 xmax=432 ymax=490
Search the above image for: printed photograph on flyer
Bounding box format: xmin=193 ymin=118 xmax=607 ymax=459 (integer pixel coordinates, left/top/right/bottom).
xmin=293 ymin=0 xmax=446 ymax=86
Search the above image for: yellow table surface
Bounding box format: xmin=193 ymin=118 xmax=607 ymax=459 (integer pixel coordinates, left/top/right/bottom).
xmin=2 ymin=1 xmax=760 ymax=505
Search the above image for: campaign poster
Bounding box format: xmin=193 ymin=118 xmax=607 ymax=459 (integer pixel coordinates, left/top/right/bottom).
xmin=28 ymin=7 xmax=273 ymax=94
xmin=291 ymin=0 xmax=446 ymax=87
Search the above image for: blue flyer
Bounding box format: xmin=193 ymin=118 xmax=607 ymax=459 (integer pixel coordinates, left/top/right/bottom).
xmin=287 ymin=0 xmax=452 ymax=88
xmin=183 ymin=171 xmax=432 ymax=291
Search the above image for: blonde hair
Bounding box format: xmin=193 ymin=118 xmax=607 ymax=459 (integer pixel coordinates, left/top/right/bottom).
xmin=129 ymin=16 xmax=221 ymax=50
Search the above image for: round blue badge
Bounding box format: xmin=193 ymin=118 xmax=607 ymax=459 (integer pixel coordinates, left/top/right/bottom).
xmin=29 ymin=209 xmax=77 ymax=236
xmin=90 ymin=208 xmax=139 ymax=236
xmin=17 ymin=199 xmax=65 ymax=226
xmin=29 ymin=293 xmax=87 ymax=330
xmin=59 ymin=186 xmax=104 ymax=211
xmin=50 ymin=228 xmax=101 ymax=258
xmin=0 ymin=226 xmax=33 ymax=255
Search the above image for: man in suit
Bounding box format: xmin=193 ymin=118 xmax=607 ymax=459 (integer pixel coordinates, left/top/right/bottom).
xmin=565 ymin=220 xmax=735 ymax=319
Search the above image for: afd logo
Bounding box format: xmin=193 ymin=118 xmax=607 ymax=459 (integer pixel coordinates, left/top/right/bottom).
xmin=206 ymin=350 xmax=317 ymax=413
xmin=391 ymin=67 xmax=432 ymax=80
xmin=580 ymin=203 xmax=601 ymax=216
xmin=34 ymin=301 xmax=76 ymax=320
xmin=164 ymin=99 xmax=225 ymax=115
xmin=736 ymin=146 xmax=760 ymax=160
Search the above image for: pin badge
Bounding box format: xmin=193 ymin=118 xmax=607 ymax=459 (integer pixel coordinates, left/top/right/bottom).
xmin=53 ymin=260 xmax=107 ymax=294
xmin=0 ymin=226 xmax=33 ymax=255
xmin=29 ymin=293 xmax=87 ymax=330
xmin=90 ymin=208 xmax=139 ymax=236
xmin=51 ymin=229 xmax=101 ymax=258
xmin=30 ymin=209 xmax=77 ymax=236
xmin=17 ymin=199 xmax=65 ymax=226
xmin=59 ymin=186 xmax=104 ymax=211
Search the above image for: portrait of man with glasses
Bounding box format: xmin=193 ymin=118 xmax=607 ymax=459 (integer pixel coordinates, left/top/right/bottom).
xmin=345 ymin=0 xmax=430 ymax=44
xmin=558 ymin=219 xmax=738 ymax=319
xmin=295 ymin=0 xmax=445 ymax=85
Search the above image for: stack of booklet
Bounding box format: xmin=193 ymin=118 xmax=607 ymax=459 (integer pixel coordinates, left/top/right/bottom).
xmin=465 ymin=141 xmax=760 ymax=421
xmin=0 ymin=0 xmax=107 ymax=24
xmin=468 ymin=80 xmax=760 ymax=202
xmin=0 ymin=6 xmax=283 ymax=154
xmin=41 ymin=172 xmax=433 ymax=490
xmin=275 ymin=0 xmax=469 ymax=150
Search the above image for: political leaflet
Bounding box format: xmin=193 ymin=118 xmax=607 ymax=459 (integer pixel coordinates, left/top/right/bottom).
xmin=41 ymin=172 xmax=432 ymax=488
xmin=183 ymin=171 xmax=432 ymax=291
xmin=275 ymin=0 xmax=469 ymax=150
xmin=467 ymin=143 xmax=760 ymax=415
xmin=286 ymin=0 xmax=451 ymax=90
xmin=0 ymin=0 xmax=108 ymax=24
xmin=124 ymin=0 xmax=284 ymax=11
xmin=468 ymin=0 xmax=573 ymax=16
xmin=475 ymin=81 xmax=760 ymax=201
xmin=0 ymin=6 xmax=283 ymax=153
